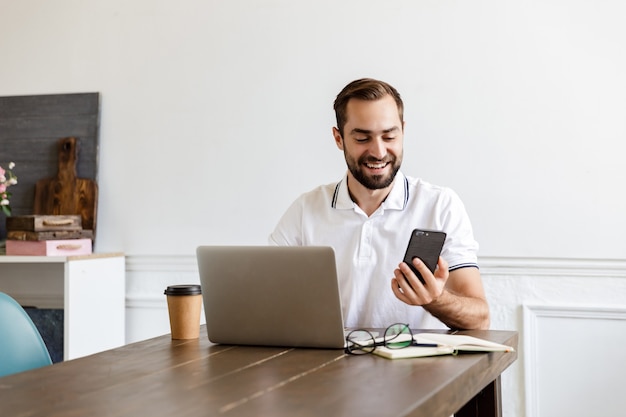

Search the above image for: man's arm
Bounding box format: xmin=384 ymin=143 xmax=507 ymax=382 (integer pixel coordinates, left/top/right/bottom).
xmin=391 ymin=257 xmax=490 ymax=330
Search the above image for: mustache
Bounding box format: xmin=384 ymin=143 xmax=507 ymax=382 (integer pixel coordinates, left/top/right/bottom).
xmin=360 ymin=155 xmax=395 ymax=164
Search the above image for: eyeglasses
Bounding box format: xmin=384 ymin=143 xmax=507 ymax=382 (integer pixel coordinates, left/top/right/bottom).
xmin=345 ymin=323 xmax=437 ymax=355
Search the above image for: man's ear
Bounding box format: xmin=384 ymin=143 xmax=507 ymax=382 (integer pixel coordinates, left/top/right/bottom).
xmin=332 ymin=127 xmax=344 ymax=150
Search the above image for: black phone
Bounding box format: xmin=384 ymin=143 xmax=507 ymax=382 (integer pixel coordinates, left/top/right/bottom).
xmin=402 ymin=229 xmax=447 ymax=284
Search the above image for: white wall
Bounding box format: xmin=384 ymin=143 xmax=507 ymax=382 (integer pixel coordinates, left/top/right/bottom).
xmin=2 ymin=1 xmax=626 ymax=416
xmin=1 ymin=0 xmax=624 ymax=259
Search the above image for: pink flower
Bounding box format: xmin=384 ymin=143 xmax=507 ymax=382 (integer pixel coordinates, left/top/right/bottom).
xmin=0 ymin=162 xmax=17 ymax=216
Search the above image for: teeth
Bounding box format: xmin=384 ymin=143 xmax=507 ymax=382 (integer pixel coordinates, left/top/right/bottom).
xmin=366 ymin=162 xmax=387 ymax=169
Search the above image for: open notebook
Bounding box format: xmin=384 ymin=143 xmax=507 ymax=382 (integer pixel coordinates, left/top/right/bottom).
xmin=372 ymin=332 xmax=515 ymax=359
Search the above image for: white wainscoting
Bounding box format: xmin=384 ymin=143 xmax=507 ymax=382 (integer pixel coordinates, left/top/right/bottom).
xmin=125 ymin=255 xmax=626 ymax=417
xmin=523 ymin=305 xmax=626 ymax=417
xmin=125 ymin=255 xmax=201 ymax=343
xmin=480 ymin=257 xmax=626 ymax=417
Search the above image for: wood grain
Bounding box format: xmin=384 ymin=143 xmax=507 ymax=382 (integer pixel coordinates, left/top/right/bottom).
xmin=0 ymin=326 xmax=517 ymax=417
xmin=7 ymin=229 xmax=93 ymax=241
xmin=33 ymin=137 xmax=98 ymax=235
xmin=6 ymin=214 xmax=82 ymax=231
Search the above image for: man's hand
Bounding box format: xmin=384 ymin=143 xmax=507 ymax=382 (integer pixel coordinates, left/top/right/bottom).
xmin=391 ymin=257 xmax=448 ymax=305
xmin=390 ymin=257 xmax=490 ymax=330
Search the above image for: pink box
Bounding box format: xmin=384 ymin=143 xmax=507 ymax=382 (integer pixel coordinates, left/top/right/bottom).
xmin=6 ymin=238 xmax=92 ymax=256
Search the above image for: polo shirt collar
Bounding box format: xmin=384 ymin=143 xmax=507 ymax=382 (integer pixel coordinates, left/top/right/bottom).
xmin=332 ymin=171 xmax=409 ymax=211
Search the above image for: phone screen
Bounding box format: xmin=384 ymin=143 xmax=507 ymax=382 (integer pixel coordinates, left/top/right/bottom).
xmin=402 ymin=229 xmax=447 ymax=284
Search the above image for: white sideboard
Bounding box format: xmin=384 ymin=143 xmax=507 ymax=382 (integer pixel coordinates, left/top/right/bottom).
xmin=0 ymin=253 xmax=125 ymax=360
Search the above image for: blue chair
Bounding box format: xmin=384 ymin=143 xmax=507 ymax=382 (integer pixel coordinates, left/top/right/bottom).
xmin=0 ymin=292 xmax=53 ymax=377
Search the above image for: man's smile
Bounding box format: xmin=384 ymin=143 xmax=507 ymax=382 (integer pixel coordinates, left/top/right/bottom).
xmin=365 ymin=161 xmax=389 ymax=170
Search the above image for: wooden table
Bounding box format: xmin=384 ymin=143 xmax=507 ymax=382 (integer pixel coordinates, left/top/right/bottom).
xmin=0 ymin=326 xmax=517 ymax=417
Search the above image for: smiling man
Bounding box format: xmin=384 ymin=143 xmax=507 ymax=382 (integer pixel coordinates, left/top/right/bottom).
xmin=269 ymin=78 xmax=490 ymax=331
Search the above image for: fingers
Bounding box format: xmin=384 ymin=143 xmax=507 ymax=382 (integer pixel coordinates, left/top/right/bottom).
xmin=391 ymin=257 xmax=449 ymax=306
xmin=414 ymin=256 xmax=448 ymax=284
xmin=392 ymin=262 xmax=428 ymax=304
xmin=391 ymin=276 xmax=410 ymax=303
xmin=435 ymin=256 xmax=449 ymax=278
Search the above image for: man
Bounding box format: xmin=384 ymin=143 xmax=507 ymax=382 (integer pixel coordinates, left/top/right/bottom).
xmin=269 ymin=78 xmax=490 ymax=330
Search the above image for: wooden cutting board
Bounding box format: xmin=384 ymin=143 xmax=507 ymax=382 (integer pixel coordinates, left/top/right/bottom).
xmin=33 ymin=137 xmax=98 ymax=236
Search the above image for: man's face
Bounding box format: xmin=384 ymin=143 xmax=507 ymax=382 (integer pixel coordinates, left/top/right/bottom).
xmin=334 ymin=95 xmax=404 ymax=190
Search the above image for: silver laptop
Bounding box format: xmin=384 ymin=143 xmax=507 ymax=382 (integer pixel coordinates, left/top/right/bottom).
xmin=196 ymin=246 xmax=346 ymax=349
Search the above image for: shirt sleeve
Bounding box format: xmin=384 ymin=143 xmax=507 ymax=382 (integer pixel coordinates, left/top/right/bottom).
xmin=438 ymin=188 xmax=480 ymax=270
xmin=268 ymin=198 xmax=304 ymax=246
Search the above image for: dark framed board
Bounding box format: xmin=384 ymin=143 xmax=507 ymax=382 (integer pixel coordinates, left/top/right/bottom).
xmin=0 ymin=93 xmax=100 ymax=240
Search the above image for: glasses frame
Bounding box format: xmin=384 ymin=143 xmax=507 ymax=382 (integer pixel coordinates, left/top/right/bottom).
xmin=345 ymin=323 xmax=435 ymax=355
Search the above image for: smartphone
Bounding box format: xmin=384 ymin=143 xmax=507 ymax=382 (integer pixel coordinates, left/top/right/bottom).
xmin=402 ymin=229 xmax=447 ymax=285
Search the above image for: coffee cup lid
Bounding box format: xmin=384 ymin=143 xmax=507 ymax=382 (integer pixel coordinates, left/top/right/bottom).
xmin=164 ymin=284 xmax=202 ymax=296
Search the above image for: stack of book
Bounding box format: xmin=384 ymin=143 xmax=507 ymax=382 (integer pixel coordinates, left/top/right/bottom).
xmin=5 ymin=215 xmax=93 ymax=256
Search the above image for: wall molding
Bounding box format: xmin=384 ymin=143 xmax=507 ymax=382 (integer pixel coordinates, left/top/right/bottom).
xmin=123 ymin=255 xmax=626 ymax=309
xmin=125 ymin=255 xmax=198 ymax=309
xmin=126 ymin=254 xmax=197 ymax=273
xmin=125 ymin=254 xmax=626 ymax=278
xmin=523 ymin=304 xmax=626 ymax=417
xmin=125 ymin=295 xmax=169 ymax=310
xmin=479 ymin=256 xmax=626 ymax=278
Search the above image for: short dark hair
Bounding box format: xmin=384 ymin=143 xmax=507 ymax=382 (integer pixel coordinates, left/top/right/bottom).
xmin=333 ymin=78 xmax=404 ymax=137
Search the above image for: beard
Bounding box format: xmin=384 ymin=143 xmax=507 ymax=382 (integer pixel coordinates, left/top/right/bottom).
xmin=345 ymin=152 xmax=402 ymax=190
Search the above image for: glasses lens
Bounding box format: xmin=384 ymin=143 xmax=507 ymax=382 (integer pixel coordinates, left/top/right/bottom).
xmin=384 ymin=323 xmax=413 ymax=349
xmin=346 ymin=330 xmax=376 ymax=355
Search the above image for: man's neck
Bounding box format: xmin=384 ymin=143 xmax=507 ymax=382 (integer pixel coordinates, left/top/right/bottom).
xmin=346 ymin=175 xmax=394 ymax=217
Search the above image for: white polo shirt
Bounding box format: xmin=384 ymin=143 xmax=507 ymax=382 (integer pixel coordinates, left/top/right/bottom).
xmin=269 ymin=171 xmax=479 ymax=329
